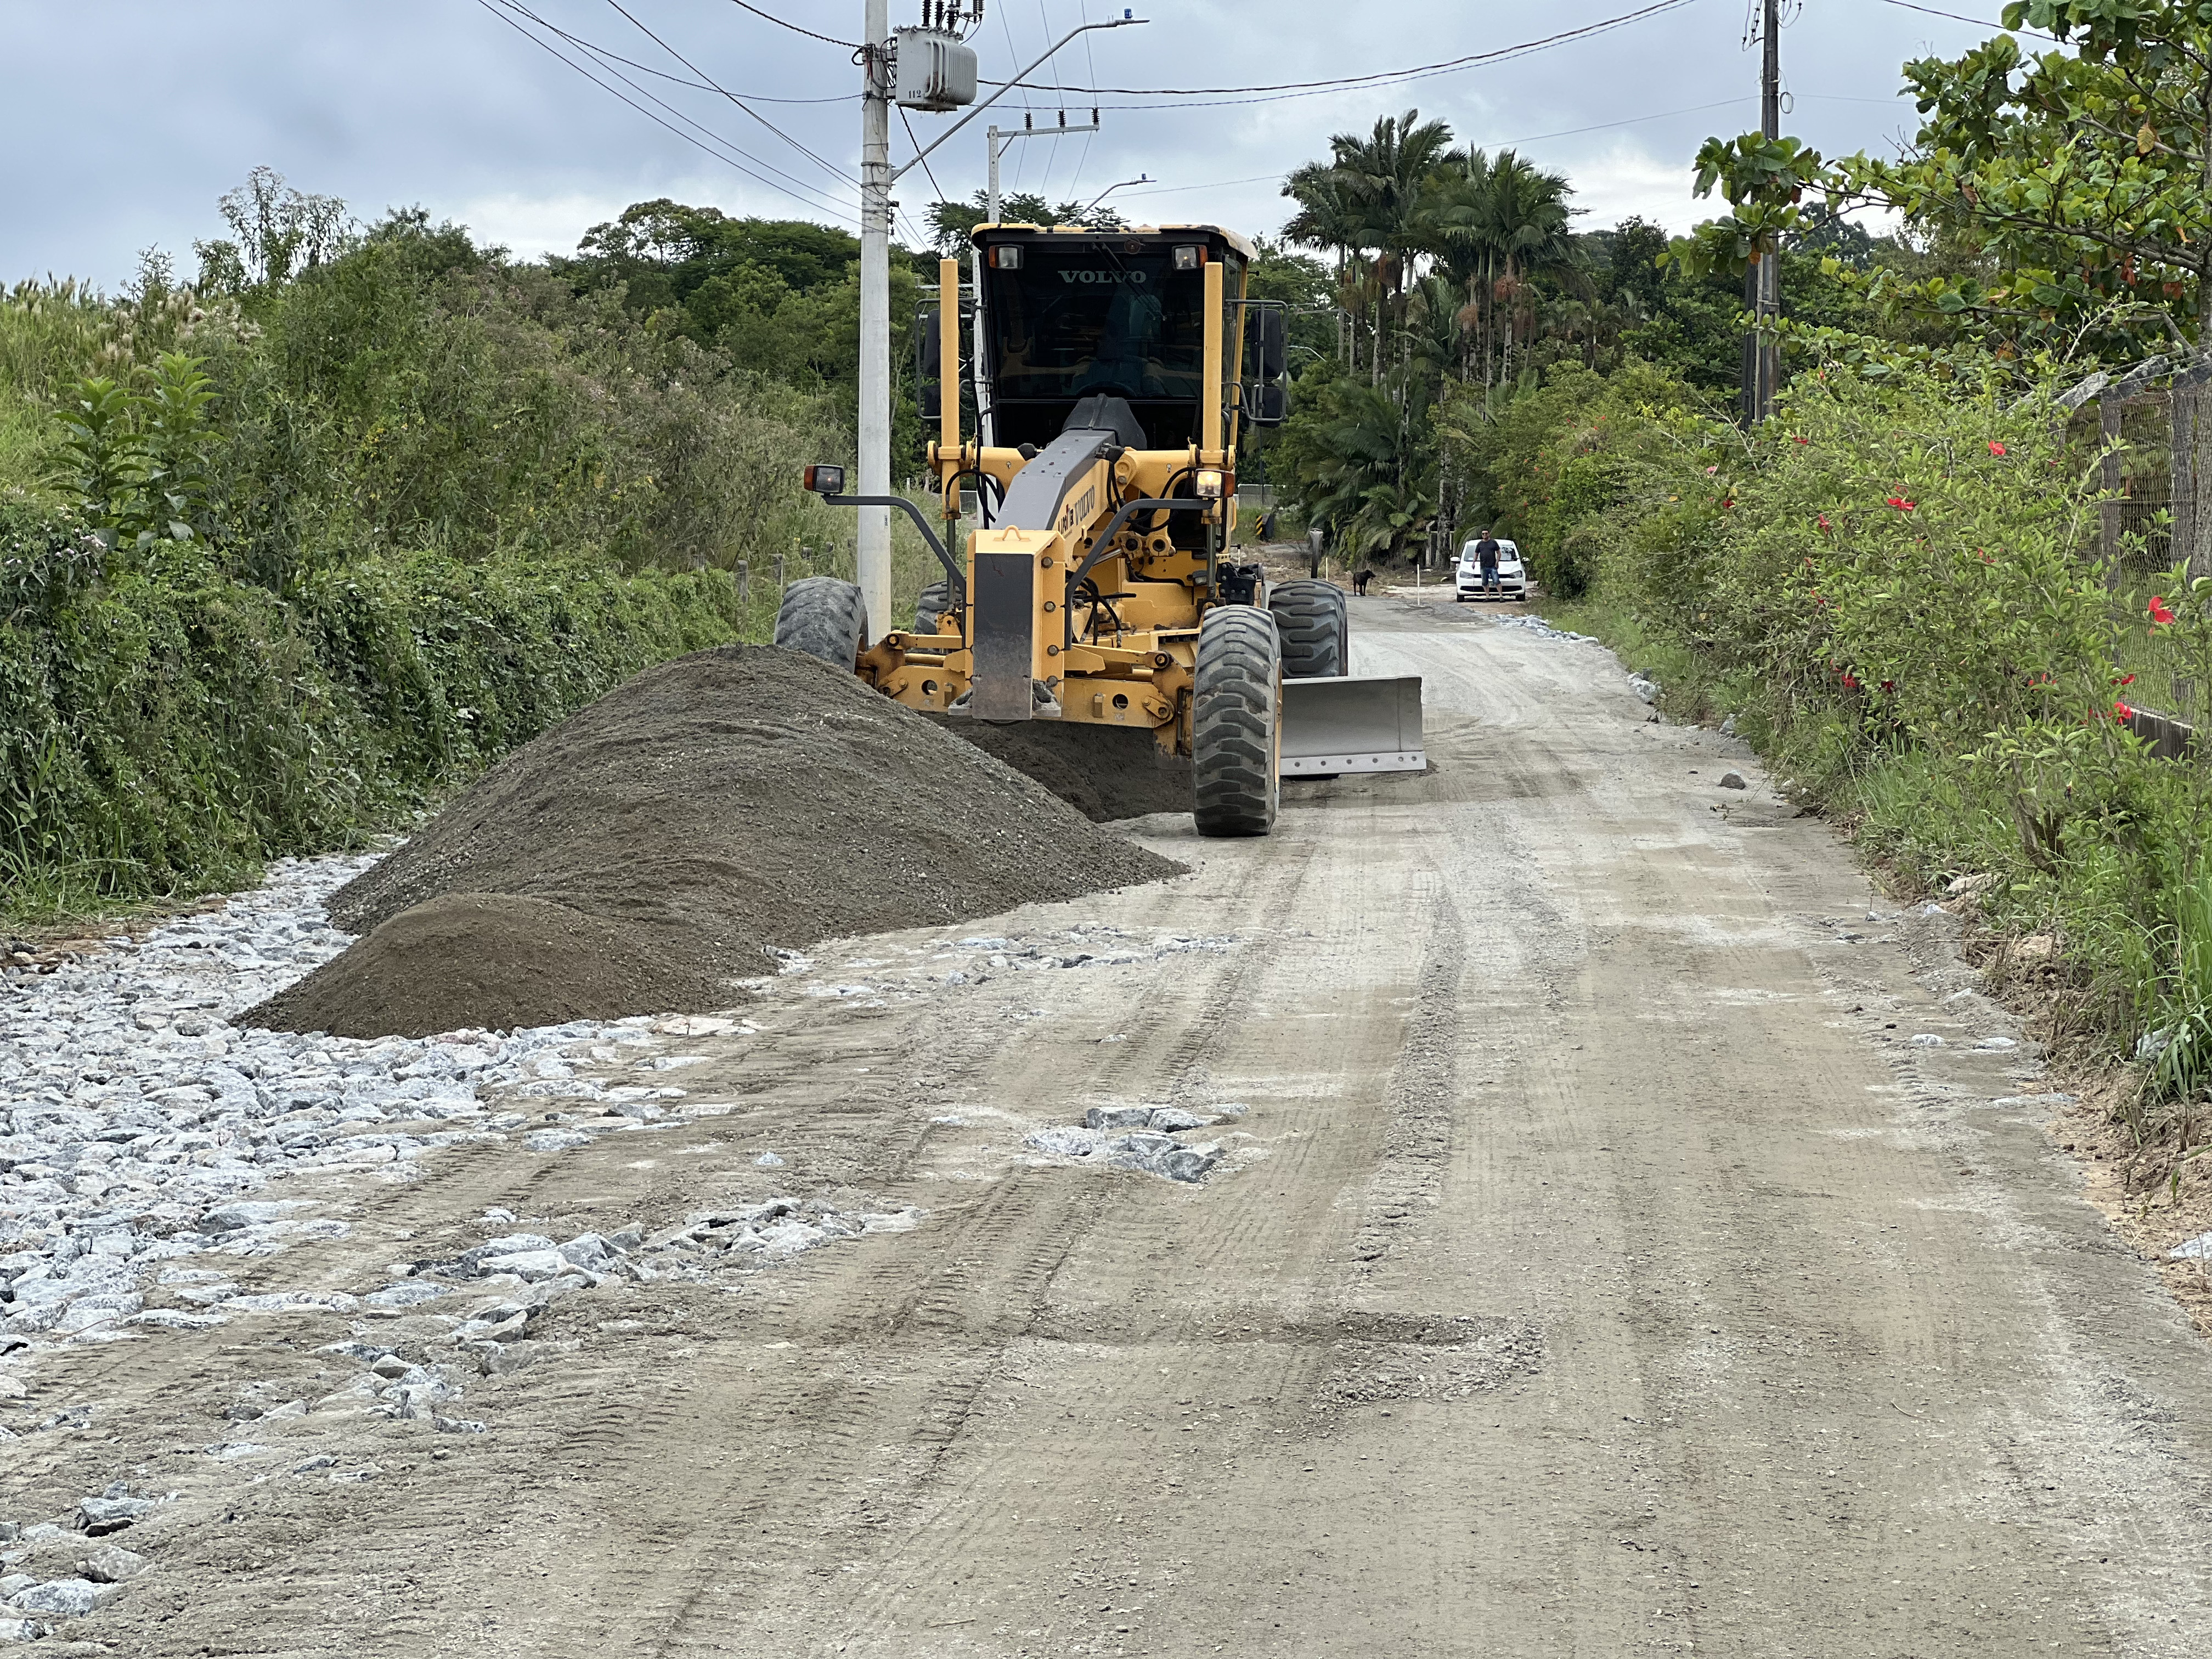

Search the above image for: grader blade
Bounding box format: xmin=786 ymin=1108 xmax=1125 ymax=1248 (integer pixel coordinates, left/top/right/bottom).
xmin=1279 ymin=675 xmax=1426 ymax=776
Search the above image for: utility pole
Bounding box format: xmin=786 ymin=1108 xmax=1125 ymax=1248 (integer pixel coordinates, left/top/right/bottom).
xmin=857 ymin=0 xmax=894 ymax=645
xmin=986 ymin=110 xmax=1101 ymax=225
xmin=855 ymin=9 xmax=1144 ymax=642
xmin=1744 ymin=0 xmax=1782 ymax=425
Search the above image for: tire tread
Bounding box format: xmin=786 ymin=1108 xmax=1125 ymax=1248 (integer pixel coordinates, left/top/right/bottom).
xmin=774 ymin=576 xmax=867 ymax=669
xmin=1192 ymin=604 xmax=1280 ymax=837
xmin=1268 ymin=578 xmax=1348 ymax=678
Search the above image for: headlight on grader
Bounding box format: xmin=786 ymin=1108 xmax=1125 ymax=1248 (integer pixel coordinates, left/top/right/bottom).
xmin=801 ymin=464 xmax=847 ymax=495
xmin=1194 ymin=467 xmax=1225 ymax=500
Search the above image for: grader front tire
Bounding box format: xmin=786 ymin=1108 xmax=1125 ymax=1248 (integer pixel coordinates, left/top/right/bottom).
xmin=775 ymin=576 xmax=868 ymax=671
xmin=1192 ymin=605 xmax=1281 ymax=838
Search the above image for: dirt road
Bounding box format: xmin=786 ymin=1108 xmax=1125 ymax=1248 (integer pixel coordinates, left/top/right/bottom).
xmin=32 ymin=596 xmax=2212 ymax=1656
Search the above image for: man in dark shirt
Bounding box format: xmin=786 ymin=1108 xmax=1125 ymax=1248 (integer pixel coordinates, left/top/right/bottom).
xmin=1475 ymin=530 xmax=1501 ymax=593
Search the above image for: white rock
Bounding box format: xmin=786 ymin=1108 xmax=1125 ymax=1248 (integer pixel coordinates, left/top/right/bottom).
xmin=12 ymin=1579 xmax=105 ymax=1616
xmin=77 ymin=1545 xmax=148 ymax=1585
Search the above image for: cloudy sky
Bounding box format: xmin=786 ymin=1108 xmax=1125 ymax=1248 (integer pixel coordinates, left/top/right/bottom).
xmin=2 ymin=0 xmax=2025 ymax=287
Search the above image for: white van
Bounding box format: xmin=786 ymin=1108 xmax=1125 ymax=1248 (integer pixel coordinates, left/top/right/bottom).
xmin=1456 ymin=538 xmax=1528 ymax=601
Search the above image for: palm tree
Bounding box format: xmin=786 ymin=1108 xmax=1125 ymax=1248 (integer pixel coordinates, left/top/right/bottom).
xmin=1286 ymin=370 xmax=1438 ymax=561
xmin=1285 ymin=110 xmax=1455 ymax=380
xmin=1420 ymin=148 xmax=1578 ymax=396
xmin=1283 ymin=162 xmax=1370 ymax=371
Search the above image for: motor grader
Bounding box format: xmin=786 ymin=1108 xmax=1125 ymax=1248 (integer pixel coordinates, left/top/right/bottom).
xmin=780 ymin=221 xmax=1424 ymax=836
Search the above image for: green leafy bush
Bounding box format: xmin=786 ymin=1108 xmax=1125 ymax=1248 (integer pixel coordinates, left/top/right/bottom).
xmin=1512 ymin=359 xmax=2212 ymax=1134
xmin=0 ymin=496 xmax=741 ymax=915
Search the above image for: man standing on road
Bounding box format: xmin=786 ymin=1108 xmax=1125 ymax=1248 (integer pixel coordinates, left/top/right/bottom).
xmin=1475 ymin=528 xmax=1501 ymax=594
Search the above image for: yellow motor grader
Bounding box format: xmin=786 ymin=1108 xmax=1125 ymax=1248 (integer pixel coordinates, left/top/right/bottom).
xmin=783 ymin=221 xmax=1424 ymax=836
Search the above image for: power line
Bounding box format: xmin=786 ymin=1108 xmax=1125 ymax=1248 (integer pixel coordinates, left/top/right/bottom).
xmin=724 ymin=0 xmax=859 ymax=50
xmin=1068 ymin=0 xmax=1101 ymax=198
xmin=472 ymin=1 xmax=852 ymax=101
xmin=998 ymin=1 xmax=1034 ymax=194
xmin=471 ymin=0 xmax=860 ymax=224
xmin=495 ymin=0 xmax=855 ymax=208
xmin=901 ymin=108 xmax=952 ymax=240
xmin=986 ymin=0 xmax=1703 ymax=99
xmin=602 ymin=0 xmax=857 ymax=185
xmin=1874 ymin=0 xmax=2060 ymax=40
xmin=1119 ymin=98 xmax=1759 ymax=202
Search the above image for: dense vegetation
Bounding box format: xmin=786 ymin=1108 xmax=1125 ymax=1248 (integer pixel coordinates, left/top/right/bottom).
xmin=0 ymin=169 xmax=942 ymax=917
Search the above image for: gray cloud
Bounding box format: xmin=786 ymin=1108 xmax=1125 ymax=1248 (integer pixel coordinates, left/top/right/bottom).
xmin=0 ymin=0 xmax=2011 ymax=287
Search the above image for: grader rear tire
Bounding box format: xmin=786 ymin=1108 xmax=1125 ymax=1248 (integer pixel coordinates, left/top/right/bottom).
xmin=1192 ymin=604 xmax=1281 ymax=838
xmin=1268 ymin=578 xmax=1348 ymax=678
xmin=913 ymin=579 xmax=954 ymax=635
xmin=775 ymin=576 xmax=868 ymax=670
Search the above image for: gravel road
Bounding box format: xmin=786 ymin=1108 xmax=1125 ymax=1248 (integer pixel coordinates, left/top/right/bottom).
xmin=13 ymin=595 xmax=2212 ymax=1657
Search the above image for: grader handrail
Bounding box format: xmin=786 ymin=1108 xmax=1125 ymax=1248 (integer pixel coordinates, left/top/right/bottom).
xmin=821 ymin=492 xmax=968 ymax=607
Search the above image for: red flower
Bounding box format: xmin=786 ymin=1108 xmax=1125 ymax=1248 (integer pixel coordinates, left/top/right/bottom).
xmin=1881 ymin=679 xmax=1896 ymax=692
xmin=1793 ymin=435 xmax=1809 ymax=445
xmin=2116 ymin=673 xmax=2137 ymax=686
xmin=2150 ymin=595 xmax=2177 ymax=625
xmin=2115 ymin=701 xmax=2136 ymax=722
xmin=1841 ymin=671 xmax=1861 ymax=690
xmin=1886 ymin=496 xmax=1916 ymax=511
xmin=1976 ymin=550 xmax=1994 ymax=564
xmin=1988 ymin=441 xmax=2007 ymax=456
xmin=1817 ymin=514 xmax=1831 ymax=532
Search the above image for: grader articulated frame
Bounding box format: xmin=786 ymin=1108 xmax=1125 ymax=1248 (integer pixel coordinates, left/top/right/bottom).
xmin=782 ymin=221 xmax=1424 ymax=836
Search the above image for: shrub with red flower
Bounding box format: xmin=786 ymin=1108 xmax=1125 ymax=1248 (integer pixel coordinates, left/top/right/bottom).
xmin=2149 ymin=595 xmax=2177 ymax=625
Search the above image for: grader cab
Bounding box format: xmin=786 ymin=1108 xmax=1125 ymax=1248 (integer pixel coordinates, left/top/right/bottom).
xmin=779 ymin=221 xmax=1424 ymax=836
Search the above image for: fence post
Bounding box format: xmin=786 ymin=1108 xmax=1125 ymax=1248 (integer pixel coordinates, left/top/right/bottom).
xmin=736 ymin=560 xmax=749 ymax=604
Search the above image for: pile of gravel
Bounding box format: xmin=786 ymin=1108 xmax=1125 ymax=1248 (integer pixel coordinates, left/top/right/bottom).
xmin=927 ymin=717 xmax=1193 ymax=822
xmin=247 ymin=647 xmax=1181 ymax=1038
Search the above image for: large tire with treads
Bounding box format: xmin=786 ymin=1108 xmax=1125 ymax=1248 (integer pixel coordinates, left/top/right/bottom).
xmin=774 ymin=575 xmax=867 ymax=670
xmin=1191 ymin=604 xmax=1280 ymax=837
xmin=913 ymin=579 xmax=955 ymax=635
xmin=1268 ymin=578 xmax=1348 ymax=678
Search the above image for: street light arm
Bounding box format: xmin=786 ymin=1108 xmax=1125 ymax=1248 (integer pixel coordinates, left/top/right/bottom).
xmin=1081 ymin=175 xmax=1151 ymax=214
xmin=891 ymin=16 xmax=1146 ymax=183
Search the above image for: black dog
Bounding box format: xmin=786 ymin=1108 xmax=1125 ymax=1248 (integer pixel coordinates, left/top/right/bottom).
xmin=1352 ymin=568 xmax=1376 ymax=596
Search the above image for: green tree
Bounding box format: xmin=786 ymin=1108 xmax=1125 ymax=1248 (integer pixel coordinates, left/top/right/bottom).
xmin=924 ymin=191 xmax=1127 ymax=257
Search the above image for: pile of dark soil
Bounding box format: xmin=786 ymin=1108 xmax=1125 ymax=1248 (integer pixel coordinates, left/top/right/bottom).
xmin=927 ymin=716 xmax=1193 ymax=822
xmin=247 ymin=646 xmax=1182 ymax=1039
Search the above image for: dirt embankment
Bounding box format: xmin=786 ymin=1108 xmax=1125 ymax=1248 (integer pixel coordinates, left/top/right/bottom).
xmin=248 ymin=647 xmax=1182 ymax=1038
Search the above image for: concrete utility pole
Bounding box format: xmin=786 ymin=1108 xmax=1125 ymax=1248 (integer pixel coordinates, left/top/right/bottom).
xmin=987 ymin=111 xmax=1100 ymax=225
xmin=857 ymin=0 xmax=894 ymax=645
xmin=856 ymin=10 xmax=1145 ymax=643
xmin=1745 ymin=0 xmax=1782 ymax=425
